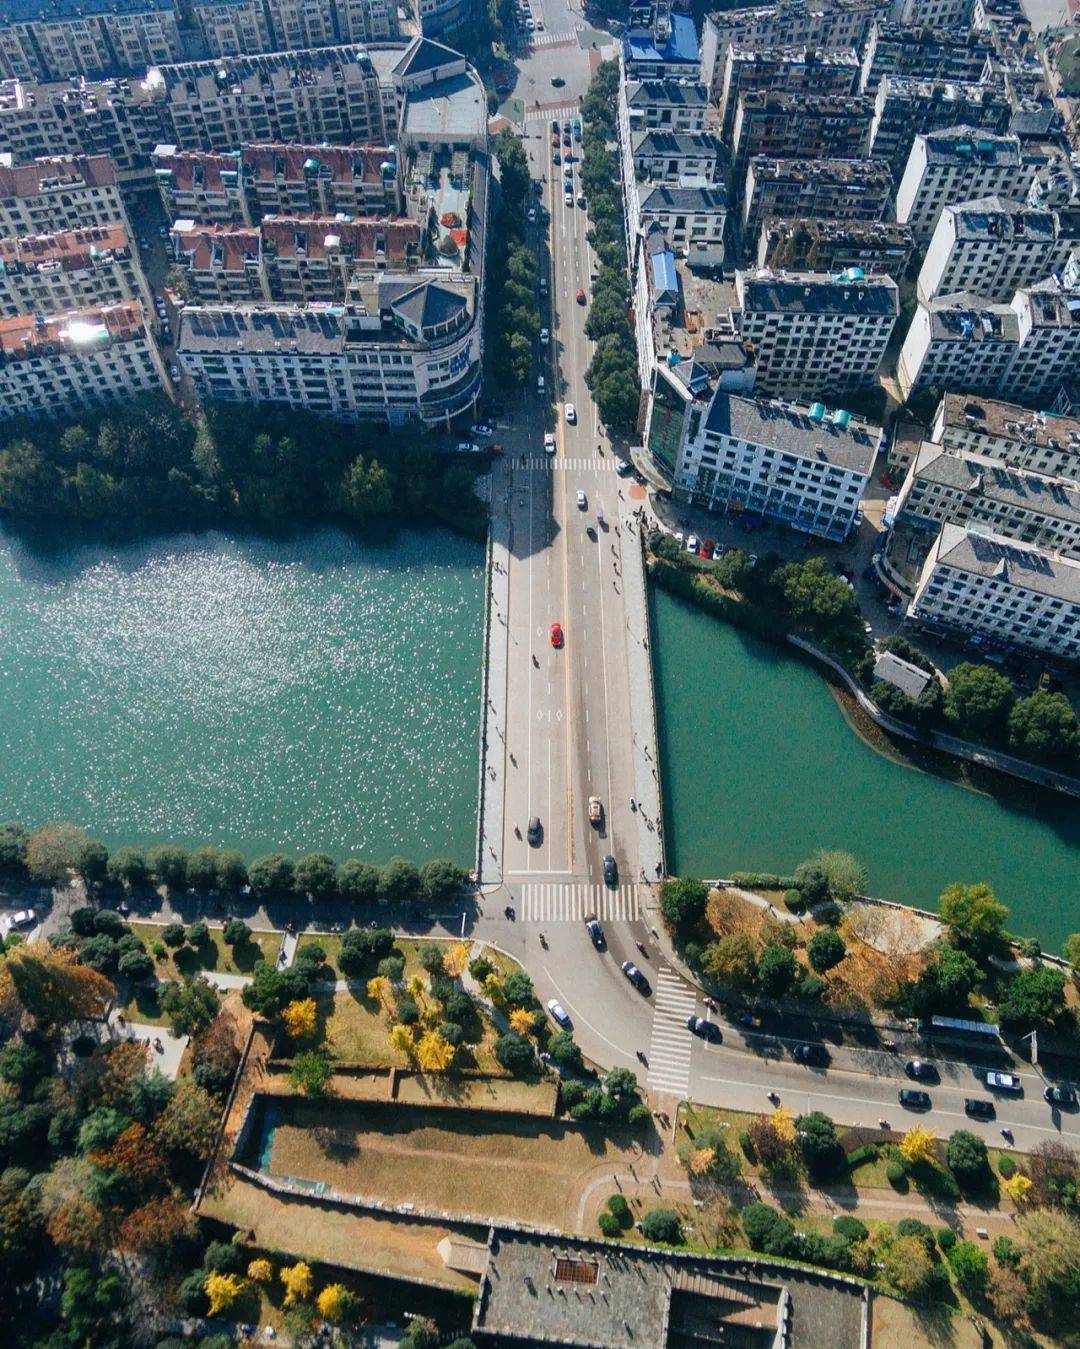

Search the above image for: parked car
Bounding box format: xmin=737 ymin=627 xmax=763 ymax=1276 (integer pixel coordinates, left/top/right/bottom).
xmin=793 ymin=1042 xmax=828 ymax=1065
xmin=546 ymin=998 xmax=570 ymax=1027
xmin=686 ymin=1016 xmax=721 ymax=1042
xmin=899 ymin=1088 xmax=932 ymax=1110
xmin=584 ymin=915 xmax=605 ymax=949
xmin=985 ymin=1071 xmax=1023 ymax=1095
xmin=7 ymin=910 xmax=35 ymax=929
xmin=456 ymin=441 xmax=480 ymax=453
xmin=471 ymin=423 xmax=493 ymax=438
xmin=621 ymin=961 xmax=649 ymax=994
xmin=527 ymin=208 xmax=536 ymax=223
xmin=1043 ymin=1084 xmax=1078 ymax=1109
xmin=686 ymin=535 xmax=700 ymax=553
xmin=540 ymin=327 xmax=550 ymax=345
xmin=905 ymin=1060 xmax=938 ymax=1083
xmin=965 ymin=1097 xmax=995 ymax=1120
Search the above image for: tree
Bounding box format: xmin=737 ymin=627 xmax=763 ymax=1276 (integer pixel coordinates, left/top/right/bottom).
xmin=317 ymin=1283 xmax=353 ymax=1322
xmin=1002 ymin=1173 xmax=1033 ymax=1205
xmin=756 ymin=944 xmax=797 ymax=998
xmin=186 ymin=845 xmax=223 ymax=891
xmin=205 ymin=1271 xmax=245 ymax=1315
xmin=243 ymin=961 xmax=307 ymax=1017
xmin=661 ymin=876 xmax=708 ymax=932
xmin=502 ymin=969 xmax=535 ymax=1008
xmin=281 ymin=1261 xmax=314 ymax=1306
xmin=161 ymin=977 xmax=220 ymax=1037
xmin=939 ymin=881 xmax=1008 ymax=957
xmin=338 ymin=858 xmax=380 ymax=904
xmin=76 ymin=838 xmax=109 ymax=884
xmin=24 ymin=821 xmax=87 ymax=884
xmin=223 ymin=918 xmax=251 ymax=946
xmin=883 ymin=1234 xmax=936 ymax=1299
xmin=741 ymin=1202 xmax=795 ymax=1256
xmin=402 ymin=1317 xmax=439 ymax=1349
xmin=793 ymin=857 xmax=830 ymax=905
xmin=161 ymin=921 xmax=186 ymax=948
xmin=1015 ymin=1208 xmax=1080 ymax=1309
xmin=342 ymin=454 xmax=393 ymax=519
xmin=283 ymin=997 xmax=319 ymax=1040
xmin=943 ymin=662 xmax=1015 ymax=740
xmin=295 ymin=852 xmax=338 ymax=900
xmin=807 ymin=928 xmax=846 ymax=973
xmin=494 ymin=1032 xmax=534 ymax=1076
xmin=147 ymin=844 xmax=188 ymax=889
xmin=0 ymin=1042 xmax=49 ymax=1092
xmin=641 ymin=1208 xmax=682 ymax=1244
xmin=796 ymin=1111 xmax=842 ymax=1175
xmin=900 ymin=1127 xmax=937 ymax=1166
xmin=0 ymin=821 xmax=29 ymax=876
xmin=998 ymin=964 xmax=1066 ymax=1029
xmin=153 ymin=1081 xmax=219 ymax=1160
xmin=216 ymin=848 xmax=248 ymax=891
xmin=106 ymin=846 xmax=150 ymax=887
xmin=420 ymin=858 xmax=466 ymax=902
xmin=776 ymin=557 xmax=859 ymax=636
xmin=248 ymin=852 xmax=296 ymax=898
xmin=248 ymin=1258 xmax=273 ymax=1283
xmin=946 ymin=1130 xmax=989 ymax=1185
xmin=443 ymin=942 xmax=470 ymax=979
xmin=746 ymin=1118 xmax=790 ymax=1171
xmin=987 ymin=1264 xmax=1029 ymax=1324
xmin=390 ymin=1024 xmax=415 ymax=1055
xmin=381 ymin=857 xmax=421 ymax=903
xmin=910 ymin=942 xmax=983 ymax=1016
xmin=1008 ymin=691 xmax=1080 ymax=767
xmin=702 ymin=933 xmax=757 ymax=989
xmin=810 ymin=850 xmax=866 ymax=902
xmin=509 ymin=1007 xmax=537 ymax=1037
xmin=186 ymin=919 xmax=209 ymax=946
xmin=548 ymin=1030 xmax=583 ymax=1070
xmin=117 ymin=949 xmax=154 ymax=983
xmin=0 ymin=941 xmax=114 ymax=1028
xmin=417 ymin=1029 xmax=455 ymax=1071
xmin=289 ymin=1050 xmax=332 ymax=1098
xmin=1028 ymin=1140 xmax=1078 ymax=1213
xmin=61 ymin=1264 xmax=128 ymax=1343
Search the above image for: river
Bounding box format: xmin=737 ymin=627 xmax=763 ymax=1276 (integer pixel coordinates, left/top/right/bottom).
xmin=651 ymin=586 xmax=1080 ymax=951
xmin=0 ymin=524 xmax=483 ymax=864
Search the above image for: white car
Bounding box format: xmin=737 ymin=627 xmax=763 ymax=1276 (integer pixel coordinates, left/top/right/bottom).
xmin=686 ymin=534 xmax=700 ymax=552
xmin=576 ymin=490 xmax=587 ymax=510
xmin=546 ymin=998 xmax=571 ymax=1027
xmin=470 ymin=423 xmax=493 ymax=438
xmin=539 ymin=327 xmax=550 ymax=345
xmin=564 ymin=190 xmax=574 ymax=206
xmin=985 ymin=1071 xmax=1023 ymax=1094
xmin=456 ymin=441 xmax=480 ymax=453
xmin=537 ymin=374 xmax=545 ymax=394
xmin=544 ymin=432 xmax=556 ymax=454
xmin=8 ymin=910 xmax=35 ymax=929
xmin=564 ymin=403 xmax=576 ymax=424
xmin=169 ymin=364 xmax=180 ymax=380
xmin=527 ymin=208 xmax=536 ymax=223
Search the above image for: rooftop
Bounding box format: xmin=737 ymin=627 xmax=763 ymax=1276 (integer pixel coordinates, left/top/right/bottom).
xmin=633 ymin=130 xmax=723 ymax=159
xmin=704 ymin=388 xmax=882 ymax=474
xmin=639 ymin=184 xmax=728 ymax=213
xmin=0 ymin=154 xmax=117 ymax=197
xmin=932 ymin=522 xmax=1080 ymax=605
xmin=736 ymin=90 xmax=874 ymax=116
xmin=624 ymin=79 xmax=708 ymax=107
xmin=877 ymin=75 xmax=1004 ymax=102
xmin=0 ymin=302 xmax=145 ymax=360
xmin=873 ymin=650 xmax=932 ymax=699
xmin=726 ymin=42 xmax=860 ymax=67
xmin=923 ymin=290 xmax=1020 ymax=341
xmin=919 ymin=124 xmax=1021 ymax=166
xmin=748 ymin=155 xmax=893 ymax=186
xmin=946 ymin=195 xmax=1062 ymax=243
xmin=402 ymin=71 xmax=486 ymax=141
xmin=0 ymin=222 xmax=131 ymax=271
xmin=0 ymin=0 xmax=173 ymax=19
xmin=939 ymin=393 xmax=1080 ymax=452
xmin=736 ymin=268 xmax=899 ymax=317
xmin=623 ymin=13 xmax=700 ymax=67
xmin=911 ymin=442 xmax=1080 ymax=526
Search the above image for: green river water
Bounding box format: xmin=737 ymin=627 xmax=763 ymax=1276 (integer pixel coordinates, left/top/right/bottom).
xmin=0 ymin=525 xmax=483 ymax=864
xmin=651 ymin=586 xmax=1080 ymax=951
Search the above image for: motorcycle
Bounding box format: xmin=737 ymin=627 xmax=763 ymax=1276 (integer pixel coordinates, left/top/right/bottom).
xmin=767 ymin=1090 xmax=780 ymax=1104
xmin=636 ymin=1050 xmax=648 ymax=1065
xmin=538 ymin=932 xmax=548 ymax=949
xmin=636 ymin=941 xmax=648 ymax=957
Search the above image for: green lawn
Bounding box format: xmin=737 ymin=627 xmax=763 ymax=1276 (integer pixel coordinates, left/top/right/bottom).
xmin=133 ymin=922 xmax=280 ymax=979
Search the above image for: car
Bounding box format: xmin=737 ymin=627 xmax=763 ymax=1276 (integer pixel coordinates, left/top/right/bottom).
xmin=552 ymin=149 xmax=561 ymax=163
xmin=551 ymin=119 xmax=560 ymax=130
xmin=564 ymin=152 xmax=576 ymax=164
xmin=564 ymin=120 xmax=572 ymax=131
xmin=603 ymin=854 xmax=617 ymax=886
xmin=700 ymin=540 xmax=715 ymax=558
xmin=471 ymin=423 xmax=493 ymax=438
xmin=576 ymin=490 xmax=587 ymax=510
xmin=899 ymin=1088 xmax=932 ymax=1110
xmin=793 ymin=1042 xmax=828 ymax=1065
xmin=158 ymin=224 xmax=168 ymax=237
xmin=576 ymin=288 xmax=586 ymax=304
xmin=139 ymin=237 xmax=149 ymax=248
xmin=550 ymin=622 xmax=563 ymax=648
xmin=526 ymin=208 xmax=536 ymax=223
xmin=169 ymin=364 xmax=180 ymax=380
xmin=577 ymin=193 xmax=586 ymax=208
xmin=527 ymin=816 xmax=543 ymax=846
xmin=588 ymin=795 xmax=602 ymax=825
xmin=584 ymin=915 xmax=605 ymax=949
xmin=621 ymin=960 xmax=649 ymax=993
xmin=686 ymin=535 xmax=700 ymax=552
xmin=537 ymin=374 xmax=545 ymax=394
xmin=617 ymin=459 xmax=633 ymax=476
xmin=563 ymin=133 xmax=572 ymax=146
xmin=686 ymin=1016 xmax=722 ymax=1042
xmin=539 ymin=277 xmax=548 ymax=294
xmin=674 ymin=532 xmax=684 ymax=544
xmin=1043 ymin=1084 xmax=1078 ymax=1109
xmin=564 ymin=403 xmax=576 ymax=424
xmin=965 ymin=1097 xmax=995 ymax=1120
xmin=7 ymin=910 xmax=35 ymax=929
xmin=547 ymin=998 xmax=571 ymax=1028
xmin=905 ymin=1059 xmax=938 ymax=1083
xmin=544 ymin=432 xmax=556 ymax=453
xmin=539 ymin=328 xmax=550 ymax=345
xmin=551 ymin=75 xmax=565 ymax=87
xmin=535 ymin=18 xmax=543 ymax=28
xmin=456 ymin=441 xmax=480 ymax=453
xmin=565 ymin=190 xmax=573 ymax=206
xmin=985 ymin=1071 xmax=1023 ymax=1094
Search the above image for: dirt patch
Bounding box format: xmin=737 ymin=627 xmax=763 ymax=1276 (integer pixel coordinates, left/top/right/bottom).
xmin=845 ymin=902 xmax=939 ymax=955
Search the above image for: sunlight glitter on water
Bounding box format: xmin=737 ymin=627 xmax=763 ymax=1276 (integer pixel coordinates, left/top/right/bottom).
xmin=0 ymin=527 xmax=483 ymax=863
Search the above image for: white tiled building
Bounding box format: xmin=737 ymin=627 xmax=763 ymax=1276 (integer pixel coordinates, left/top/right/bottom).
xmin=916 ymin=196 xmax=1079 ymax=303
xmin=623 ymin=79 xmax=709 ymax=132
xmin=0 ymin=224 xmax=153 ymax=316
xmin=0 ymin=0 xmax=183 ymax=81
xmin=192 ymin=0 xmax=397 ymax=56
xmin=894 ymin=127 xmax=1037 ymax=243
xmin=732 ymin=267 xmax=899 ymax=398
xmin=636 ymin=185 xmax=729 ymax=266
xmin=0 ymin=303 xmax=167 ymax=420
xmin=931 ymin=393 xmax=1080 ymax=482
xmin=673 ymin=387 xmax=881 ymax=540
xmin=909 ymin=523 xmax=1080 ymax=662
xmin=0 ymin=155 xmax=129 ymax=235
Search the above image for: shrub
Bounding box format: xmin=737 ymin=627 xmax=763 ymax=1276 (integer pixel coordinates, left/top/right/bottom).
xmin=782 ymin=888 xmax=804 ymax=913
xmin=628 ymin=1102 xmax=652 ymax=1128
xmin=886 ymin=1160 xmax=906 ymax=1188
xmin=998 ymin=1154 xmax=1016 ymax=1179
xmin=729 ymin=872 xmax=796 ymax=890
xmin=949 ymin=1239 xmax=989 ymax=1297
xmin=833 ymin=1215 xmax=868 ymax=1243
xmin=640 ymin=1208 xmax=682 ymax=1244
xmin=203 ymin=1239 xmax=246 ymax=1275
xmin=598 ymin=1211 xmax=621 ymax=1237
xmin=897 ymin=1218 xmax=935 ymax=1252
xmin=756 ymin=944 xmax=797 ymax=997
xmin=93 ymin=909 xmax=126 ymax=937
xmin=741 ymin=1202 xmax=795 ymax=1256
xmin=992 ymin=1235 xmax=1020 ymax=1267
xmin=660 ymin=877 xmax=708 ymax=932
xmin=846 ymin=1144 xmax=878 ymax=1170
xmin=161 ymin=922 xmax=185 ymax=948
xmin=937 ymin=1226 xmax=957 ymax=1253
xmin=608 ymin=1194 xmax=632 ymax=1226
xmin=739 ymin=1130 xmax=755 ymax=1161
xmin=807 ymin=928 xmax=846 ymax=973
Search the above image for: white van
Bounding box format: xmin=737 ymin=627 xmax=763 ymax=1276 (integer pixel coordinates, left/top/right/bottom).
xmin=537 ymin=374 xmax=545 ymax=394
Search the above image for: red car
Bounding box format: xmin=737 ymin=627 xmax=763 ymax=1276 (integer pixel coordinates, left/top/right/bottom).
xmin=576 ymin=288 xmax=586 ymax=305
xmin=550 ymin=622 xmax=563 ymax=648
xmin=701 ymin=539 xmax=715 ymax=558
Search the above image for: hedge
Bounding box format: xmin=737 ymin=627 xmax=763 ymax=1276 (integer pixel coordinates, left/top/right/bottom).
xmin=846 ymin=1144 xmax=878 ymax=1170
xmin=729 ymin=872 xmax=798 ymax=891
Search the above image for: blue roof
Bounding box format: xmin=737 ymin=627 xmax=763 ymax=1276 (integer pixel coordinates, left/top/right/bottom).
xmin=651 ymin=247 xmax=679 ymax=295
xmin=623 ymin=14 xmax=699 ymax=67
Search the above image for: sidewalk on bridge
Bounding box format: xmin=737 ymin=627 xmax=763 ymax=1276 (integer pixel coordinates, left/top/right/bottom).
xmin=477 ymin=456 xmax=512 ymax=888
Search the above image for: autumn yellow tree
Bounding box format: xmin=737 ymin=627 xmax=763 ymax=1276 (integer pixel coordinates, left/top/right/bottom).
xmin=248 ymin=1258 xmax=273 ymax=1283
xmin=443 ymin=944 xmax=470 ymax=978
xmin=899 ymin=1126 xmax=937 ymax=1166
xmin=509 ymin=1007 xmax=537 ymax=1037
xmin=205 ymin=1272 xmax=245 ymax=1315
xmin=366 ymin=975 xmax=391 ymax=1013
xmin=0 ymin=941 xmax=114 ymax=1029
xmin=482 ymin=974 xmax=504 ymax=1002
xmin=282 ymin=998 xmax=318 ymax=1039
xmin=316 ymin=1283 xmax=350 ymax=1321
xmin=688 ymin=1147 xmax=716 ymax=1175
xmin=390 ymin=1023 xmax=415 ymax=1056
xmin=407 ymin=974 xmax=427 ymax=1004
xmin=1003 ymin=1173 xmax=1033 ymax=1205
xmin=281 ymin=1261 xmax=313 ymax=1306
xmin=770 ymin=1106 xmax=796 ymax=1144
xmin=417 ymin=1029 xmax=455 ymax=1071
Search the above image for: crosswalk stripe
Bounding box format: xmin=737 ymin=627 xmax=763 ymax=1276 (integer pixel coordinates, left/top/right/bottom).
xmin=524 ymin=457 xmax=620 ymax=471
xmin=524 ymin=101 xmax=580 ymax=123
xmin=647 ymin=967 xmax=697 ymax=1098
xmin=519 ymin=882 xmax=640 ymax=922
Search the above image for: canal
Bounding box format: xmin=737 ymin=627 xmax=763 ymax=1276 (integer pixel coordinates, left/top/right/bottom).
xmin=651 ymin=586 xmax=1080 ymax=951
xmin=0 ymin=524 xmax=483 ymax=864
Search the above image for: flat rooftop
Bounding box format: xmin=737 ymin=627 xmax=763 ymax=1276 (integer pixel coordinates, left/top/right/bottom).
xmin=940 ymin=393 xmax=1080 ymax=451
xmin=748 ymin=155 xmax=893 ymax=186
xmin=402 ymin=72 xmax=486 ymax=141
xmin=932 ymin=522 xmax=1080 ymax=605
xmin=736 ymin=268 xmax=899 ymax=317
xmin=948 ymin=195 xmax=1059 ymax=243
xmin=911 ymin=442 xmax=1080 ymax=526
xmin=920 ymin=124 xmax=1020 ymax=165
xmin=705 ymin=389 xmax=882 ymax=474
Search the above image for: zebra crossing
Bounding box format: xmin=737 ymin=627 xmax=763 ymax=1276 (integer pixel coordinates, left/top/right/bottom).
xmin=526 ymin=29 xmax=581 ymax=47
xmin=524 ymin=101 xmax=580 ymax=123
xmin=519 ymin=882 xmax=641 ymax=922
xmin=647 ymin=967 xmax=697 ymax=1097
xmin=524 ymin=456 xmax=620 ymax=471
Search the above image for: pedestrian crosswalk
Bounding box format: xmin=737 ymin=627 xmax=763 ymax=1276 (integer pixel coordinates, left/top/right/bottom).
xmin=647 ymin=966 xmax=697 ymax=1097
xmin=524 ymin=456 xmax=620 ymax=471
xmin=525 ymin=101 xmax=580 ymax=123
xmin=526 ymin=29 xmax=580 ymax=47
xmin=519 ymin=882 xmax=641 ymax=922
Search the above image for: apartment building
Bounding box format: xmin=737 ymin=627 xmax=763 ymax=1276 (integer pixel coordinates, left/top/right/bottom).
xmin=191 ymin=0 xmax=397 ymax=56
xmin=623 ymin=79 xmax=709 ymax=132
xmin=170 ymin=215 xmax=423 ymax=301
xmin=732 ymin=267 xmax=899 ymax=397
xmin=0 ymin=0 xmax=183 ymax=81
xmin=636 ymin=185 xmax=729 ymax=266
xmin=631 ymin=131 xmax=725 ymax=186
xmin=858 ymin=22 xmax=994 ymax=91
xmin=622 ymin=7 xmax=700 ymax=81
xmin=717 ymin=45 xmax=859 ymax=136
xmin=910 ymin=525 xmax=1080 ymax=661
xmin=867 ymin=76 xmax=1012 ymax=182
xmin=742 ymin=157 xmax=892 ymax=241
xmin=0 ymin=155 xmax=128 ymax=234
xmin=700 ymin=0 xmax=885 ymax=98
xmin=0 ymin=302 xmax=167 ymax=421
xmin=891 ymin=0 xmax=973 ymax=24
xmin=672 ymin=387 xmax=881 ymax=540
xmin=917 ymin=196 xmax=1079 ymax=303
xmin=731 ymin=91 xmax=876 ymax=185
xmin=145 ymin=46 xmax=394 ymax=153
xmin=177 ymin=284 xmax=482 ymax=426
xmin=894 ymin=441 xmax=1080 ymax=557
xmin=0 ymin=74 xmax=164 ymax=182
xmin=894 ymin=126 xmax=1036 ymax=241
xmin=153 ymin=143 xmax=401 ymax=223
xmin=757 ymin=216 xmax=915 ymax=275
xmin=897 ymin=279 xmax=1080 ymax=401
xmin=191 ymin=0 xmax=272 ymax=54
xmin=0 ymin=224 xmax=152 ymax=315
xmin=932 ymin=393 xmax=1080 ymax=481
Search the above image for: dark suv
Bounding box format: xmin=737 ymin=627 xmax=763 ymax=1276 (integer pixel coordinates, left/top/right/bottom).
xmin=793 ymin=1043 xmax=828 ymax=1066
xmin=965 ymin=1098 xmax=995 ymax=1120
xmin=899 ymin=1088 xmax=931 ymax=1110
xmin=603 ymin=854 xmax=618 ymax=886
